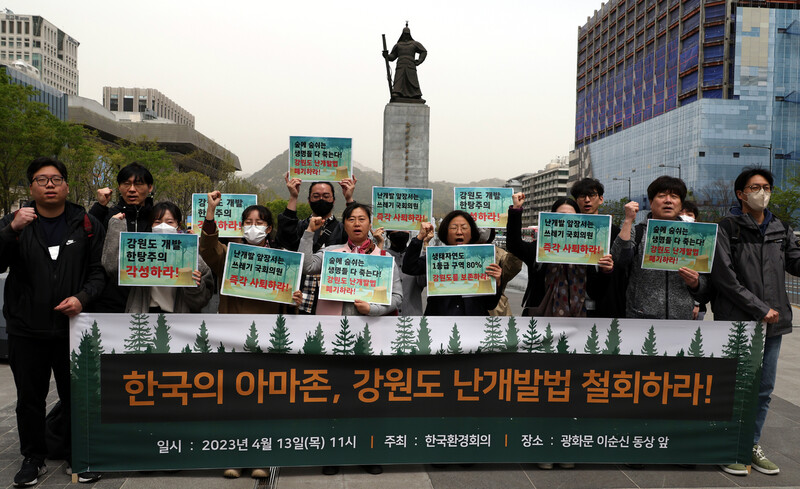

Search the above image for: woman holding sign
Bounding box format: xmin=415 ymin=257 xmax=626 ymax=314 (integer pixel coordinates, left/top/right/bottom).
xmin=102 ymin=202 xmax=214 ymax=313
xmin=506 ymin=194 xmax=614 ymax=318
xmin=200 ymin=191 xmax=300 ymax=480
xmin=300 ymin=202 xmax=400 ymax=476
xmin=300 ymin=202 xmax=402 ymax=317
xmin=402 ymin=210 xmax=504 ymax=316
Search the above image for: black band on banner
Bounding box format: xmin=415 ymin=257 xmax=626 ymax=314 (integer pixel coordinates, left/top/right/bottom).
xmin=100 ymin=353 xmax=736 ymax=423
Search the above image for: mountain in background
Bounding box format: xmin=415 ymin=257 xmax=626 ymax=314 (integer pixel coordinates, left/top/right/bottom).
xmin=248 ymin=150 xmax=507 ymax=220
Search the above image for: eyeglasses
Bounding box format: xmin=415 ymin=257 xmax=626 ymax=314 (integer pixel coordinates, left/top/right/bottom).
xmin=577 ymin=192 xmax=599 ymax=199
xmin=448 ymin=225 xmax=470 ymax=232
xmin=119 ymin=181 xmax=149 ymax=190
xmin=745 ymin=184 xmax=771 ymax=193
xmin=32 ymin=176 xmax=65 ymax=187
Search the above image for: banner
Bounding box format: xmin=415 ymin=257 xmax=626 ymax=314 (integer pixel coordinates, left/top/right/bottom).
xmin=71 ymin=314 xmax=764 ymax=472
xmin=453 ymin=187 xmax=513 ymax=228
xmin=426 ymin=244 xmax=496 ymax=296
xmin=118 ymin=233 xmax=199 ymax=287
xmin=288 ymin=136 xmax=352 ymax=181
xmin=372 ymin=186 xmax=433 ymax=231
xmin=536 ymin=212 xmax=612 ymax=265
xmin=220 ymin=243 xmax=303 ymax=304
xmin=318 ymin=251 xmax=394 ymax=304
xmin=641 ymin=220 xmax=718 ymax=272
xmin=191 ymin=193 xmax=257 ymax=237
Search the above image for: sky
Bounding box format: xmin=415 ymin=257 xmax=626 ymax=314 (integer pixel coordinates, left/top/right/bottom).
xmin=21 ymin=0 xmax=606 ymax=182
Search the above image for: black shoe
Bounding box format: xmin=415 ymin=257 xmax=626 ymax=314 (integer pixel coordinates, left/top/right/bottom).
xmin=14 ymin=457 xmax=46 ymax=487
xmin=322 ymin=466 xmax=339 ymax=475
xmin=77 ymin=472 xmax=101 ymax=483
xmin=362 ymin=465 xmax=383 ymax=475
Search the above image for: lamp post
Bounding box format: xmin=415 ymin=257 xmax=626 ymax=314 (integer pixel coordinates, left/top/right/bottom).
xmin=613 ymin=176 xmax=632 ymax=201
xmin=658 ymin=163 xmax=682 ymax=181
xmin=743 ymin=143 xmax=773 ymax=173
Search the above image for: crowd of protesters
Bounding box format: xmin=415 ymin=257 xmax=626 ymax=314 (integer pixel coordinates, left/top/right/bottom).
xmin=0 ymin=156 xmax=795 ymax=486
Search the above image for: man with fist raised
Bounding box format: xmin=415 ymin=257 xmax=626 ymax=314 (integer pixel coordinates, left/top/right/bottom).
xmin=0 ymin=157 xmax=105 ymax=486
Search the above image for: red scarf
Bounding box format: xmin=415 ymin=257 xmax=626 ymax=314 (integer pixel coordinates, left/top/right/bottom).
xmin=348 ymin=239 xmax=375 ymax=254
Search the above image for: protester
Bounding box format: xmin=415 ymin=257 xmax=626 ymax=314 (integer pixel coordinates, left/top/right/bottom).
xmin=570 ymin=177 xmax=625 ymax=318
xmin=86 ymin=162 xmax=155 ymax=313
xmin=680 ymin=200 xmax=706 ymax=320
xmin=402 ymin=210 xmax=503 ymax=315
xmin=0 ymin=157 xmax=105 ymax=485
xmin=277 ymin=174 xmax=357 ymax=313
xmin=300 ymin=202 xmax=402 ymax=318
xmin=200 ymin=190 xmax=299 ymax=479
xmin=611 ymin=176 xmax=708 ymax=319
xmin=506 ymin=194 xmax=613 ymax=319
xmin=711 ymin=168 xmax=800 ymax=476
xmin=385 ymin=230 xmax=426 ymax=315
xmin=101 ymin=201 xmax=214 ymax=313
xmin=300 ymin=202 xmax=401 ymax=475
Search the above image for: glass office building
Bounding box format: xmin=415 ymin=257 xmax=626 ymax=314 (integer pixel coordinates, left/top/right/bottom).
xmin=573 ymin=1 xmax=800 ymax=207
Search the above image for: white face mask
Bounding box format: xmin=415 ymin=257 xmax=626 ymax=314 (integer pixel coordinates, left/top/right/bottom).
xmin=745 ymin=189 xmax=770 ymax=212
xmin=152 ymin=222 xmax=179 ymax=234
xmin=243 ymin=225 xmax=268 ymax=245
xmin=679 ymin=214 xmax=695 ymax=223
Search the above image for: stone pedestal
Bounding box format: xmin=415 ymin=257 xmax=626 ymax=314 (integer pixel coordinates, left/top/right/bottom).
xmin=382 ymin=103 xmax=430 ymax=188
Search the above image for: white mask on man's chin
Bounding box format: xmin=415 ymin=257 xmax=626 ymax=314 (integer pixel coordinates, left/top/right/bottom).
xmin=679 ymin=214 xmax=695 ymax=223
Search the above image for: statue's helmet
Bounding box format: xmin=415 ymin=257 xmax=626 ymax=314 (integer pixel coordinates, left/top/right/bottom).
xmin=398 ymin=27 xmax=413 ymax=42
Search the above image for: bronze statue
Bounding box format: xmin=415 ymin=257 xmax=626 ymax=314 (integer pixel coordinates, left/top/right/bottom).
xmin=382 ymin=24 xmax=427 ymax=103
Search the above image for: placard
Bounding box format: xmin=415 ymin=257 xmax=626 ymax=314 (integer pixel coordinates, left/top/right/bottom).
xmin=318 ymin=251 xmax=394 ymax=304
xmin=70 ymin=314 xmax=763 ymax=472
xmin=535 ymin=212 xmax=612 ymax=265
xmin=220 ymin=243 xmax=303 ymax=304
xmin=372 ymin=186 xmax=433 ymax=231
xmin=191 ymin=193 xmax=258 ymax=237
xmin=118 ymin=232 xmax=199 ymax=287
xmin=426 ymin=244 xmax=496 ymax=296
xmin=289 ymin=136 xmax=352 ymax=181
xmin=453 ymin=187 xmax=513 ymax=228
xmin=641 ymin=220 xmax=718 ymax=272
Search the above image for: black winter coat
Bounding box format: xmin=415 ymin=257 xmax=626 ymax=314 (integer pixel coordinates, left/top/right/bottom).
xmin=0 ymin=201 xmax=106 ymax=338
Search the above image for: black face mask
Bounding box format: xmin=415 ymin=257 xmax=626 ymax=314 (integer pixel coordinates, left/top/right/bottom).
xmin=389 ymin=232 xmax=410 ymax=252
xmin=309 ymin=199 xmax=334 ymax=217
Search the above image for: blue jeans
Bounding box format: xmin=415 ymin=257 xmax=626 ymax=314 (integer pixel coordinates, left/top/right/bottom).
xmin=753 ymin=334 xmax=782 ymax=444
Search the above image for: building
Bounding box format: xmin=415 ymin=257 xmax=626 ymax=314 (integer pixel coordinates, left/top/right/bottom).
xmin=527 ymin=157 xmax=569 ymax=226
xmin=69 ymin=96 xmax=240 ymax=179
xmin=572 ymin=1 xmax=800 ymax=209
xmin=0 ymin=11 xmax=78 ymax=95
xmin=102 ymin=87 xmax=195 ymax=127
xmin=1 ymin=60 xmax=67 ymax=120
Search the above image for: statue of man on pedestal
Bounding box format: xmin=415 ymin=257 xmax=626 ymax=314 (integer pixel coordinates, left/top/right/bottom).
xmin=382 ymin=24 xmax=427 ymax=104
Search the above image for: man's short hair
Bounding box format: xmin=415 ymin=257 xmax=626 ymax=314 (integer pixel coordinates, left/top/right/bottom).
xmin=308 ymin=182 xmax=336 ymax=199
xmin=27 ymin=157 xmax=68 ymax=185
xmin=647 ymin=176 xmax=686 ymax=202
xmin=681 ymin=200 xmax=699 ymax=220
xmin=570 ymin=178 xmax=605 ymax=199
xmin=734 ymin=167 xmax=774 ymax=206
xmin=117 ymin=162 xmax=153 ymax=186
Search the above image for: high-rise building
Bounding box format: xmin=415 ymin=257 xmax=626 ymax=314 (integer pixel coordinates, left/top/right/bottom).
xmin=102 ymin=87 xmax=195 ymax=127
xmin=572 ymin=1 xmax=800 ymax=208
xmin=0 ymin=11 xmax=78 ymax=95
xmin=529 ymin=157 xmax=570 ymax=225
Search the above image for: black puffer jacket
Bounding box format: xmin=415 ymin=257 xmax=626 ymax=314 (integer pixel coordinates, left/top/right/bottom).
xmin=0 ymin=201 xmax=106 ymax=338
